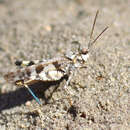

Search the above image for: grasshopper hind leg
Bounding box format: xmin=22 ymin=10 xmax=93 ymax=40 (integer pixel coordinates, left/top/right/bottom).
xmin=24 ymin=84 xmax=42 ymax=105
xmin=15 ymin=60 xmax=42 ymax=67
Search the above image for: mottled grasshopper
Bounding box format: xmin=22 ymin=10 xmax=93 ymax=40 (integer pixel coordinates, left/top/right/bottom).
xmin=4 ymin=11 xmax=108 ymax=105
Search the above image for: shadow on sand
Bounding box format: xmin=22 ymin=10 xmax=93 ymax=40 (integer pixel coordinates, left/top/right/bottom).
xmin=0 ymin=77 xmax=66 ymax=112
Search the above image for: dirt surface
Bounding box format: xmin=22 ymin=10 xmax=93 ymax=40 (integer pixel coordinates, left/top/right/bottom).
xmin=0 ymin=0 xmax=129 ymax=129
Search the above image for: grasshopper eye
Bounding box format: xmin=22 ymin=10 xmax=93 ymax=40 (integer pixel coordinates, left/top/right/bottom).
xmin=79 ymin=48 xmax=89 ymax=62
xmin=80 ymin=48 xmax=89 ymax=54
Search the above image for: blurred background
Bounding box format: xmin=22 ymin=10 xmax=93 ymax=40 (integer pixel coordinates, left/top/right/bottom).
xmin=0 ymin=0 xmax=129 ymax=129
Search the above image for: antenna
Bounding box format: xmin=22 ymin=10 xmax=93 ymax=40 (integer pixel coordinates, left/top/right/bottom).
xmin=88 ymin=10 xmax=99 ymax=49
xmin=88 ymin=10 xmax=108 ymax=49
xmin=90 ymin=26 xmax=108 ymax=47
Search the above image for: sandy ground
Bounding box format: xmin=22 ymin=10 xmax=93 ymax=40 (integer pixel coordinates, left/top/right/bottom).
xmin=0 ymin=0 xmax=129 ymax=129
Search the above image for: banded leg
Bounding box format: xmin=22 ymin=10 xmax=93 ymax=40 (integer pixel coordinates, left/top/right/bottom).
xmin=64 ymin=73 xmax=73 ymax=89
xmin=63 ymin=70 xmax=76 ymax=95
xmin=15 ymin=59 xmax=45 ymax=67
xmin=15 ymin=60 xmax=39 ymax=67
